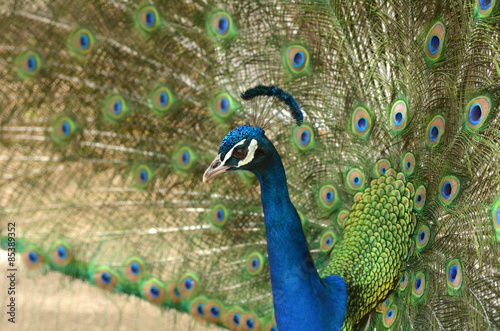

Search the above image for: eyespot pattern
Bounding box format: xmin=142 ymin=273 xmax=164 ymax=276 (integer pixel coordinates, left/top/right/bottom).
xmin=241 ymin=312 xmax=261 ymax=331
xmin=247 ymin=252 xmax=265 ymax=276
xmin=446 ymin=259 xmax=463 ymax=293
xmin=390 ymin=100 xmax=408 ymax=132
xmin=412 ymin=272 xmax=426 ymax=298
xmin=476 ymin=0 xmax=496 ymax=16
xmin=179 ymin=273 xmax=199 ymax=298
xmin=18 ymin=51 xmax=42 ymax=78
xmin=265 ymin=320 xmax=278 ymax=331
xmin=414 ymin=185 xmax=426 ymax=212
xmin=285 ymin=46 xmax=309 ymax=74
xmin=70 ymin=28 xmax=95 ymax=55
xmin=337 ymin=210 xmax=349 ymax=227
xmin=319 ymin=185 xmax=340 ymax=210
xmin=104 ymin=95 xmax=129 ymax=121
xmin=174 ymin=146 xmax=196 ymax=171
xmin=465 ymin=96 xmax=491 ymax=130
xmin=426 ymin=115 xmax=445 ymax=147
xmin=93 ymin=268 xmax=117 ymax=291
xmin=167 ymin=281 xmax=181 ymax=305
xmin=53 ymin=117 xmax=77 ymax=142
xmin=125 ymin=257 xmax=144 ymax=282
xmin=351 ymin=107 xmax=372 ymax=138
xmin=211 ymin=12 xmax=234 ymax=38
xmin=402 ymin=152 xmax=415 ymax=176
xmin=416 ymin=224 xmax=431 ymax=251
xmin=213 ymin=93 xmax=235 ymax=118
xmin=52 ymin=242 xmax=72 ymax=265
xmin=22 ymin=249 xmax=44 ymax=269
xmin=136 ymin=6 xmax=161 ymax=33
xmin=134 ymin=165 xmax=152 ymax=188
xmin=346 ymin=168 xmax=365 ymax=191
xmin=293 ymin=125 xmax=315 ymax=151
xmin=383 ymin=305 xmax=398 ymax=328
xmin=149 ymin=87 xmax=173 ymax=113
xmin=226 ymin=308 xmax=244 ymax=330
xmin=320 ymin=231 xmax=336 ymax=252
xmin=142 ymin=279 xmax=166 ymax=304
xmin=190 ymin=297 xmax=207 ymax=322
xmin=203 ymin=300 xmax=224 ymax=323
xmin=376 ymin=159 xmax=391 ymax=177
xmin=425 ymin=21 xmax=445 ymax=61
xmin=439 ymin=176 xmax=460 ymax=205
xmin=399 ymin=271 xmax=409 ymax=291
xmin=210 ymin=204 xmax=229 ymax=227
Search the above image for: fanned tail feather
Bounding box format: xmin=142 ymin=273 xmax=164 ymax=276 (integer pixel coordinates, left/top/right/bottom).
xmin=1 ymin=0 xmax=500 ymax=330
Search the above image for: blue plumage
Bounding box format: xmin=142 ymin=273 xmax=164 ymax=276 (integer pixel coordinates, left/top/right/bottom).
xmin=207 ymin=124 xmax=348 ymax=330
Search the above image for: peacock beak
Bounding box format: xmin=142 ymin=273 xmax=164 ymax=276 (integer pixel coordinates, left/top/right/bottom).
xmin=203 ymin=154 xmax=232 ymax=182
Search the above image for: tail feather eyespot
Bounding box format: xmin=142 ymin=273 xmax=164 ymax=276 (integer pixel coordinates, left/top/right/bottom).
xmin=203 ymin=300 xmax=224 ymax=323
xmin=210 ymin=12 xmax=235 ymax=38
xmin=125 ymin=257 xmax=145 ymax=282
xmin=465 ymin=96 xmax=491 ymax=130
xmin=293 ymin=125 xmax=315 ymax=151
xmin=17 ymin=51 xmax=42 ymax=78
xmin=70 ymin=28 xmax=95 ymax=54
xmin=446 ymin=259 xmax=464 ymax=294
xmin=285 ymin=45 xmax=310 ymax=74
xmin=52 ymin=242 xmax=73 ymax=266
xmin=375 ymin=159 xmax=391 ymax=177
xmin=320 ymin=231 xmax=336 ymax=252
xmin=426 ymin=115 xmax=445 ymax=147
xmin=179 ymin=273 xmax=200 ymax=298
xmin=104 ymin=95 xmax=129 ymax=122
xmin=425 ymin=22 xmax=445 ymax=61
xmin=22 ymin=248 xmax=45 ymax=269
xmin=351 ymin=107 xmax=372 ymax=138
xmin=174 ymin=146 xmax=196 ymax=171
xmin=476 ymin=0 xmax=497 ymax=16
xmin=142 ymin=279 xmax=166 ymax=304
xmin=402 ymin=153 xmax=415 ymax=176
xmin=136 ymin=6 xmax=161 ymax=33
xmin=390 ymin=100 xmax=408 ymax=132
xmin=93 ymin=267 xmax=118 ymax=291
xmin=319 ymin=185 xmax=340 ymax=210
xmin=439 ymin=176 xmax=460 ymax=205
xmin=246 ymin=252 xmax=265 ymax=276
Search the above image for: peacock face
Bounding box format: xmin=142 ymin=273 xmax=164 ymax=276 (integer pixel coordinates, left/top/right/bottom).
xmin=203 ymin=125 xmax=268 ymax=181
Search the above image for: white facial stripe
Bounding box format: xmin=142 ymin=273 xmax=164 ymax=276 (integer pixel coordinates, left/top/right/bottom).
xmin=238 ymin=139 xmax=258 ymax=167
xmin=220 ymin=139 xmax=246 ymax=166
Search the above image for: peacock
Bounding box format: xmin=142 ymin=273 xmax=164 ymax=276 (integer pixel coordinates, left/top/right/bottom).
xmin=1 ymin=0 xmax=500 ymax=330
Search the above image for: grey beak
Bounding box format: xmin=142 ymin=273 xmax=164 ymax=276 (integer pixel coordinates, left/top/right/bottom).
xmin=203 ymin=154 xmax=232 ymax=182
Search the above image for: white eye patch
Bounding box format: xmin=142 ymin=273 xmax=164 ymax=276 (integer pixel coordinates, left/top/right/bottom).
xmin=219 ymin=138 xmax=259 ymax=168
xmin=221 ymin=139 xmax=246 ymax=165
xmin=238 ymin=139 xmax=258 ymax=167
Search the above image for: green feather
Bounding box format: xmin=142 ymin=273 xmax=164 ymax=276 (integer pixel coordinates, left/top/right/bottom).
xmin=1 ymin=1 xmax=500 ymax=330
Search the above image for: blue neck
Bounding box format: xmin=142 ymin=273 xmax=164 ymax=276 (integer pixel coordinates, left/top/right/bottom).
xmin=251 ymin=141 xmax=347 ymax=331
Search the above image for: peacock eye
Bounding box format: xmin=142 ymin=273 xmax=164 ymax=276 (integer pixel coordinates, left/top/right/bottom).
xmin=233 ymin=147 xmax=248 ymax=160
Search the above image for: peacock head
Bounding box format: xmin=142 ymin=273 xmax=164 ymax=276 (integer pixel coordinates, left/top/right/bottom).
xmin=203 ymin=85 xmax=302 ymax=182
xmin=203 ymin=124 xmax=271 ymax=182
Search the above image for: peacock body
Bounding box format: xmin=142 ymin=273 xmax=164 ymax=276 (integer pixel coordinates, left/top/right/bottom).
xmin=1 ymin=0 xmax=500 ymax=330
